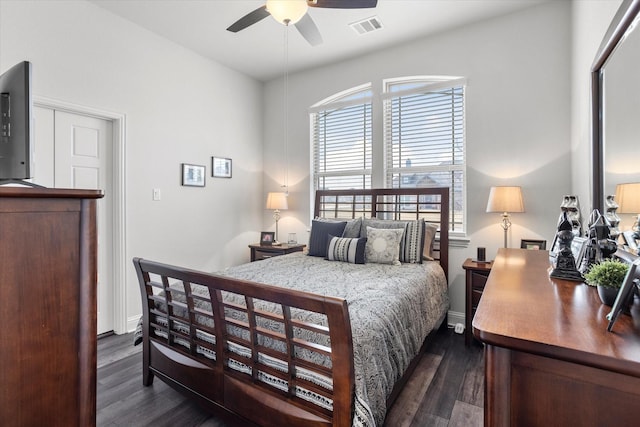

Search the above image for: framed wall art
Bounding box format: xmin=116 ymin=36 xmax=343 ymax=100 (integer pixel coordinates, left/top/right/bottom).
xmin=212 ymin=157 xmax=232 ymax=178
xmin=181 ymin=163 xmax=206 ymax=187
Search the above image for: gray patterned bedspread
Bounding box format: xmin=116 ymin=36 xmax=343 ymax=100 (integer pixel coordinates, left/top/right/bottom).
xmin=217 ymin=252 xmax=449 ymax=427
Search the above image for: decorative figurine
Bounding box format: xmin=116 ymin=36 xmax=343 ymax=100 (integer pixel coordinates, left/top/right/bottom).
xmin=550 ymin=212 xmax=584 ymax=281
xmin=583 ymin=209 xmax=618 ymax=271
xmin=560 ymin=195 xmax=583 ymax=237
xmin=605 ymin=195 xmax=621 ymax=241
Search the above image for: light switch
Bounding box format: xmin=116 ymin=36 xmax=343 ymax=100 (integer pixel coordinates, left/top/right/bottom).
xmin=152 ymin=188 xmax=161 ymax=201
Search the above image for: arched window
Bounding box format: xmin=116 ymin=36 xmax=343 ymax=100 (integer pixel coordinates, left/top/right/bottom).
xmin=310 ymin=84 xmax=372 ymax=190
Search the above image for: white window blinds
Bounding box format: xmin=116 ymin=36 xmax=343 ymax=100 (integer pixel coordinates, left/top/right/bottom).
xmin=311 ymin=93 xmax=372 ymax=191
xmin=384 ymin=79 xmax=466 ymax=232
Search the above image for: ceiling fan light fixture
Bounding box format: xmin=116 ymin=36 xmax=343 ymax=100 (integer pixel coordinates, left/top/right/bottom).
xmin=266 ymin=0 xmax=309 ymax=26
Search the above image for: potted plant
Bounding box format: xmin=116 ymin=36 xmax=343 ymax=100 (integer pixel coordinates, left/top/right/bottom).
xmin=583 ymin=259 xmax=629 ymax=306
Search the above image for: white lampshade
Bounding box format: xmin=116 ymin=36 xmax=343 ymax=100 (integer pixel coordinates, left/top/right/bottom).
xmin=266 ymin=0 xmax=308 ymax=25
xmin=266 ymin=192 xmax=288 ymax=210
xmin=486 ymin=186 xmax=525 ymax=213
xmin=615 ymin=183 xmax=640 ymax=213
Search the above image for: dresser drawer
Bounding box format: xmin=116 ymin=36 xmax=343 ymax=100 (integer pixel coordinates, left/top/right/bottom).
xmin=471 ymin=271 xmax=489 ymax=290
xmin=253 ymin=250 xmax=277 ymax=261
xmin=472 ymin=289 xmax=484 ymax=308
xmin=463 ymin=258 xmax=493 ymax=346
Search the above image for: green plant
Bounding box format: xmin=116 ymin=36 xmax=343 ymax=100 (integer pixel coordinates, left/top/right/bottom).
xmin=583 ymin=259 xmax=629 ymax=289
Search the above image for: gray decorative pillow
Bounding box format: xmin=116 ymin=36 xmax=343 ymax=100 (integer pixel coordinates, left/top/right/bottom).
xmin=423 ymin=223 xmax=438 ymax=261
xmin=365 ymin=226 xmax=404 ymax=265
xmin=315 ymin=217 xmax=362 ymax=238
xmin=326 ymin=235 xmax=367 ymax=264
xmin=308 ymin=220 xmax=347 ymax=257
xmin=361 ymin=218 xmax=426 ymax=264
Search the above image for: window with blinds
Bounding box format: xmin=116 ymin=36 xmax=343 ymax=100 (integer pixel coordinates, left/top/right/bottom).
xmin=311 ymin=87 xmax=372 ymax=191
xmin=383 ymin=78 xmax=466 ymax=232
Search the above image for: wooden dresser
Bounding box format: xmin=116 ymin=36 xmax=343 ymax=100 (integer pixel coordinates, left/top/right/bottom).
xmin=0 ymin=187 xmax=103 ymax=426
xmin=473 ymin=248 xmax=640 ymax=427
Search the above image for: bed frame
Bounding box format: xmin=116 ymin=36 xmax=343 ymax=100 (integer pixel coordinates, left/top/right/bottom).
xmin=134 ymin=188 xmax=449 ymax=427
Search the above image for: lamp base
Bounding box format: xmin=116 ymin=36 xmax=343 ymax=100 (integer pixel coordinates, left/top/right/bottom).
xmin=271 ymin=241 xmax=283 ymax=246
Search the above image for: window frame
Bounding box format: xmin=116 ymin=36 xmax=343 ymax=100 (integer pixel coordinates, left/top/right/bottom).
xmin=309 ymin=77 xmax=467 ymax=235
xmin=310 ymin=84 xmax=373 ymax=192
xmin=382 ymin=77 xmax=467 ymax=234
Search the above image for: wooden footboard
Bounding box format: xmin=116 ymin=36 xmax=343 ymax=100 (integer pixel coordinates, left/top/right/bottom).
xmin=133 ymin=257 xmax=355 ymax=427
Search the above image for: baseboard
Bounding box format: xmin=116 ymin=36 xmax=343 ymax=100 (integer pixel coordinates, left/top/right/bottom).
xmin=127 ymin=315 xmax=141 ymax=333
xmin=447 ymin=310 xmax=465 ymax=327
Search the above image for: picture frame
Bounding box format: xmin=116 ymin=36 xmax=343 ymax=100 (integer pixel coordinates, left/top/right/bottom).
xmin=607 ymin=258 xmax=640 ymax=332
xmin=521 ymin=239 xmax=547 ymax=250
xmin=549 ymin=235 xmax=559 ymax=258
xmin=260 ymin=231 xmax=275 ymax=246
xmin=212 ymin=156 xmax=232 ymax=178
xmin=622 ymin=230 xmax=638 ymax=251
xmin=181 ymin=163 xmax=205 ymax=187
xmin=570 ymin=236 xmax=588 ymax=268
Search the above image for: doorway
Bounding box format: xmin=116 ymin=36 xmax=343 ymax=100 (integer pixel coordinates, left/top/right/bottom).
xmin=33 ymin=99 xmax=126 ymax=334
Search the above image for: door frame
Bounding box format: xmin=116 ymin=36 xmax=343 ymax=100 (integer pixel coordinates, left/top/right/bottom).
xmin=35 ymin=96 xmax=128 ymax=334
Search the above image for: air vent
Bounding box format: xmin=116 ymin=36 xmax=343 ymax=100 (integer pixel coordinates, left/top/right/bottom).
xmin=349 ymin=16 xmax=383 ymax=35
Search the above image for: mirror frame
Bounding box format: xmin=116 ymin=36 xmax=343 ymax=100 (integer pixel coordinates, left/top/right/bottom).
xmin=591 ymin=0 xmax=640 ymax=213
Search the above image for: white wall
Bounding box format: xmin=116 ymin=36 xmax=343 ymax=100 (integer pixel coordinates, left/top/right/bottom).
xmin=570 ymin=0 xmax=622 ymax=218
xmin=263 ymin=1 xmax=573 ymax=319
xmin=0 ymin=0 xmax=264 ymax=330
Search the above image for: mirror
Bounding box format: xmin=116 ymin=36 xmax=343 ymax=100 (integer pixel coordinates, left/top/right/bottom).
xmin=591 ymin=0 xmax=640 ymax=215
xmin=605 ymin=26 xmax=640 ymax=196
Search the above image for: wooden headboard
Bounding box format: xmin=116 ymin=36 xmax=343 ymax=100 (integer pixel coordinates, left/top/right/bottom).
xmin=314 ymin=188 xmax=450 ymax=280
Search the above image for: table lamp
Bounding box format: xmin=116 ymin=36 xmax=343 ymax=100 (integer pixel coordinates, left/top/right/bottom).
xmin=266 ymin=192 xmax=288 ymax=245
xmin=486 ymin=186 xmax=525 ymax=248
xmin=615 ymin=183 xmax=640 ymax=234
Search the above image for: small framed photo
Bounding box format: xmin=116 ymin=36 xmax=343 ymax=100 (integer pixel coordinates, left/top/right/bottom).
xmin=571 ymin=236 xmax=588 ymax=266
xmin=260 ymin=231 xmax=275 ymax=246
xmin=622 ymin=230 xmax=638 ymax=251
xmin=212 ymin=157 xmax=232 ymax=178
xmin=549 ymin=235 xmax=559 ymax=258
xmin=181 ymin=163 xmax=205 ymax=187
xmin=521 ymin=239 xmax=547 ymax=250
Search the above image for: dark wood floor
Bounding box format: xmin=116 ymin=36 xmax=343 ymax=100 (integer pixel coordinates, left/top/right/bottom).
xmin=96 ymin=327 xmax=484 ymax=426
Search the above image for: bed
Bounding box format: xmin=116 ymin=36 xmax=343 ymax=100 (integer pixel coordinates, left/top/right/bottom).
xmin=134 ymin=188 xmax=450 ymax=427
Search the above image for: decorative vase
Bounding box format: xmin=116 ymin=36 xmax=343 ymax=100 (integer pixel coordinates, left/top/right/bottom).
xmin=597 ymin=285 xmax=619 ymax=306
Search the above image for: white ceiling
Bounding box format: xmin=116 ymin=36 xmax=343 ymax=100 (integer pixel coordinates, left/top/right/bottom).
xmin=90 ymin=0 xmax=547 ymax=82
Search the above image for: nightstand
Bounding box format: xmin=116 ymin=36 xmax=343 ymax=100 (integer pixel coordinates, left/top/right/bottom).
xmin=463 ymin=258 xmax=493 ymax=346
xmin=249 ymin=243 xmax=306 ymax=262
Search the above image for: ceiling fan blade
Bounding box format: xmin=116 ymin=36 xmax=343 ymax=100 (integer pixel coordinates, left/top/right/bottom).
xmin=309 ymin=0 xmax=377 ymax=9
xmin=295 ymin=14 xmax=323 ymax=46
xmin=227 ymin=5 xmax=271 ymax=33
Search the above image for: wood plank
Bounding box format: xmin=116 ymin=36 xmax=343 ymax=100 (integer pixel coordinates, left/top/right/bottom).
xmin=457 ymin=342 xmax=484 ymax=407
xmin=412 ymin=328 xmax=473 ymax=421
xmin=448 ymin=400 xmax=483 ymax=427
xmin=383 ymin=353 xmax=443 ymax=426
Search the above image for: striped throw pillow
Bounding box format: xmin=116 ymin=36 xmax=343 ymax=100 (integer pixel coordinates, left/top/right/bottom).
xmin=326 ymin=235 xmax=367 ymax=264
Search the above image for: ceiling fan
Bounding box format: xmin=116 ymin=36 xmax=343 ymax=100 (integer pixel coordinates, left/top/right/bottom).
xmin=227 ymin=0 xmax=378 ymax=46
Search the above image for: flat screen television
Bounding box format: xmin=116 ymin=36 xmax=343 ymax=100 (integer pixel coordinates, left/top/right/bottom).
xmin=0 ymin=61 xmax=33 ymax=181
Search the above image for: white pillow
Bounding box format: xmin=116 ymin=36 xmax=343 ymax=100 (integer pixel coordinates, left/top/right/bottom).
xmin=365 ymin=226 xmax=404 ymax=265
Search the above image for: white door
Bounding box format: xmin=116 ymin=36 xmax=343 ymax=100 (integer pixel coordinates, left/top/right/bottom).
xmin=33 ymin=107 xmax=114 ymax=335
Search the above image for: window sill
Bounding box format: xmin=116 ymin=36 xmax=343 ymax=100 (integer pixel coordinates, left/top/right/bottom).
xmin=449 ymin=234 xmax=470 ymax=248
